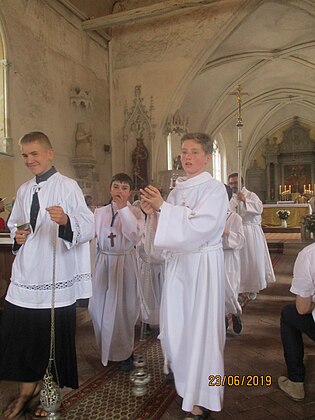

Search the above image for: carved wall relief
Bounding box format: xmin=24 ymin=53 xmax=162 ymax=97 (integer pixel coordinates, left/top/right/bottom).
xmin=72 ymin=122 xmax=98 ymax=198
xmin=70 ymin=87 xmax=91 ymax=109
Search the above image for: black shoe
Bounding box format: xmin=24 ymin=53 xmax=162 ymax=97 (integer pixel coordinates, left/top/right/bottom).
xmin=121 ymin=355 xmax=134 ymax=371
xmin=183 ymin=408 xmax=210 ymax=419
xmin=165 ymin=371 xmax=174 ymax=383
xmin=232 ymin=315 xmax=243 ymax=335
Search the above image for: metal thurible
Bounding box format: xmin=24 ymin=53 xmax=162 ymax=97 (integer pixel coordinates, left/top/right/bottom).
xmin=130 ymin=355 xmax=151 ymax=397
xmin=40 ymin=372 xmax=61 ymax=419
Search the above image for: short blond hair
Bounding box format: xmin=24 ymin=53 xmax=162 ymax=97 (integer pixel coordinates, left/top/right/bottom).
xmin=19 ymin=131 xmax=53 ymax=149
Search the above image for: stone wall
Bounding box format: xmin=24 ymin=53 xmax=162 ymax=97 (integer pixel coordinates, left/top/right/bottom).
xmin=0 ymin=0 xmax=111 ymax=208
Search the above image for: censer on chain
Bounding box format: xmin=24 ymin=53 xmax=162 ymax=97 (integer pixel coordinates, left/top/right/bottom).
xmin=130 ymin=354 xmax=151 ymax=397
xmin=40 ymin=222 xmax=61 ymax=419
xmin=40 ymin=371 xmax=61 ymax=419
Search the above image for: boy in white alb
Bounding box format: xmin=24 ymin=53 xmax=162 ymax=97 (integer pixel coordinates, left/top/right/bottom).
xmin=140 ymin=133 xmax=228 ymax=419
xmin=89 ymin=173 xmax=145 ymax=370
xmin=228 ymin=173 xmax=275 ymax=299
xmin=278 ymin=242 xmax=315 ymax=401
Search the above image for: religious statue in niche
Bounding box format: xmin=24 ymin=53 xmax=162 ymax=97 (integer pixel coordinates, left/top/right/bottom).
xmin=132 ymin=138 xmax=148 ymax=190
xmin=75 ymin=122 xmax=94 ymax=159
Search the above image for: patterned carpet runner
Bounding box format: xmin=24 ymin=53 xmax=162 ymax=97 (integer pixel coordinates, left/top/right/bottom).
xmin=59 ymin=333 xmax=176 ymax=419
xmin=38 ymin=245 xmax=286 ymax=419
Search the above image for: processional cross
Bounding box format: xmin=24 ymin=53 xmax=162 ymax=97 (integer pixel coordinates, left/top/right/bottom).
xmin=229 ymin=83 xmax=249 ymax=195
xmin=108 ymin=232 xmax=116 ymax=247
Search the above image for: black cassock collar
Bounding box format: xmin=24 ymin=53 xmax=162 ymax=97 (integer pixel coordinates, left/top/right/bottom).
xmin=35 ymin=166 xmax=57 ymax=184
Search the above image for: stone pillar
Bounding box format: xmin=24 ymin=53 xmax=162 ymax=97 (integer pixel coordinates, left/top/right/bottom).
xmin=274 ymin=162 xmax=279 ymax=201
xmin=266 ymin=163 xmax=271 ymax=202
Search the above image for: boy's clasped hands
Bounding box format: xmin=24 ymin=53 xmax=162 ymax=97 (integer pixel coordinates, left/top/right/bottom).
xmin=140 ymin=185 xmax=164 ymax=215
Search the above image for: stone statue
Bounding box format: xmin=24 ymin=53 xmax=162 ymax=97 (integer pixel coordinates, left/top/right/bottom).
xmin=132 ymin=138 xmax=148 ymax=189
xmin=75 ymin=122 xmax=94 ymax=159
xmin=173 ymin=155 xmax=183 ymax=170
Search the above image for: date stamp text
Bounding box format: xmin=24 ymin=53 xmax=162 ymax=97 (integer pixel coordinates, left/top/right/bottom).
xmin=208 ymin=375 xmax=272 ymax=387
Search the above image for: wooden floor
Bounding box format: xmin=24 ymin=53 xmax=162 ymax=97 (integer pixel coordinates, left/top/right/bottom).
xmin=0 ymin=238 xmax=314 ymax=419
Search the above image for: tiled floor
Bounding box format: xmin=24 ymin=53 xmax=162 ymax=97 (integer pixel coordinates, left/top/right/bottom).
xmin=0 ymin=239 xmax=315 ymax=419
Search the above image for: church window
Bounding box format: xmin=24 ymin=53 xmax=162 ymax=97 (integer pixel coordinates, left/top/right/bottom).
xmin=212 ymin=139 xmax=221 ymax=181
xmin=0 ymin=27 xmax=10 ymax=155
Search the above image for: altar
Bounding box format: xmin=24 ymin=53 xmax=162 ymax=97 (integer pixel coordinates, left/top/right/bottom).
xmin=262 ymin=203 xmax=312 ymax=228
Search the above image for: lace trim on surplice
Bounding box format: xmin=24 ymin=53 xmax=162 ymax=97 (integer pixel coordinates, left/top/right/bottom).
xmin=11 ymin=273 xmax=92 ymax=291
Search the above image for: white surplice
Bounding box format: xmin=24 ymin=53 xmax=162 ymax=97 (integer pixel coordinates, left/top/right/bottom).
xmin=154 ymin=172 xmax=228 ymax=413
xmin=230 ymin=187 xmax=275 ymax=293
xmin=222 ymin=210 xmax=245 ymax=315
xmin=88 ymin=202 xmax=145 ymax=365
xmin=6 ymin=172 xmax=94 ymax=309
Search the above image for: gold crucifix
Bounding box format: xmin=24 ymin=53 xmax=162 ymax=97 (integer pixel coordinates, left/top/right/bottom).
xmin=230 ymin=83 xmax=249 ymax=126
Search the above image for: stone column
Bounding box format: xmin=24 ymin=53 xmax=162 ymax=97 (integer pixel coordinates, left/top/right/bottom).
xmin=274 ymin=162 xmax=279 ymax=201
xmin=266 ymin=163 xmax=271 ymax=202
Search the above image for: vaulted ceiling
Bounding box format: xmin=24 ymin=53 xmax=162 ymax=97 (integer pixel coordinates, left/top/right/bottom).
xmin=64 ymin=0 xmax=315 ymax=170
xmin=180 ymin=0 xmax=315 ymax=167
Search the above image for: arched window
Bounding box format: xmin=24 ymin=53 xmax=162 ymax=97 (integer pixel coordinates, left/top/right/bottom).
xmin=0 ymin=25 xmax=10 ymax=155
xmin=212 ymin=139 xmax=221 ymax=181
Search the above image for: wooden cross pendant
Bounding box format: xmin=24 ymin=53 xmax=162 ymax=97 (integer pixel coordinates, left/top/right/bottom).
xmin=108 ymin=232 xmax=116 ymax=247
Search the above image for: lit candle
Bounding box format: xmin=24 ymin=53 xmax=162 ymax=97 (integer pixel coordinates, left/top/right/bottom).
xmin=279 ymin=185 xmax=281 ymax=195
xmin=309 ymin=184 xmax=310 ymax=191
xmin=304 ymin=184 xmax=306 ymax=193
xmin=289 ymin=185 xmax=291 ymax=193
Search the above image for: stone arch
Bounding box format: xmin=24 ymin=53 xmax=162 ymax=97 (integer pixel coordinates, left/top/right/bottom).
xmin=156 ymin=0 xmax=315 ymax=181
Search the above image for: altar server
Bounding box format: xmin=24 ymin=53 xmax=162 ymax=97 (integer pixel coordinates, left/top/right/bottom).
xmin=228 ymin=173 xmax=275 ymax=298
xmin=0 ymin=131 xmax=94 ymax=419
xmin=89 ymin=173 xmax=145 ymax=371
xmin=140 ymin=133 xmax=228 ymax=419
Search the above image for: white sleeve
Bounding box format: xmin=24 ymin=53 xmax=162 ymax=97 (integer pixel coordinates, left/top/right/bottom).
xmin=290 ymin=251 xmax=315 ymax=298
